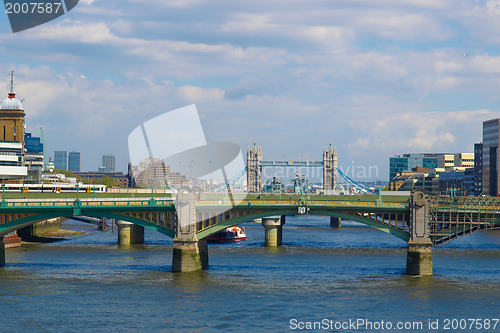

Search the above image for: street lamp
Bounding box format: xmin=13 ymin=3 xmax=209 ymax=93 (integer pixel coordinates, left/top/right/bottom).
xmin=179 ymin=161 xmax=182 ymax=188
xmin=190 ymin=160 xmax=193 ymax=188
xmin=209 ymin=161 xmax=212 ymax=192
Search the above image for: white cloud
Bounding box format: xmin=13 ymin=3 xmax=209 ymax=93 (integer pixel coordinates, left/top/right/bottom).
xmin=31 ymin=21 xmax=118 ymax=44
xmin=177 ymin=86 xmax=224 ymax=103
xmin=129 ymin=0 xmax=204 ymax=9
xmin=356 ymin=12 xmax=452 ymax=40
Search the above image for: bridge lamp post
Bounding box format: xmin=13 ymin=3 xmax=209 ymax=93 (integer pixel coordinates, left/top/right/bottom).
xmin=190 ymin=160 xmax=193 ymax=189
xmin=179 ymin=161 xmax=182 ymax=188
xmin=209 ymin=161 xmax=212 ymax=192
xmin=376 ymin=181 xmax=383 ymax=201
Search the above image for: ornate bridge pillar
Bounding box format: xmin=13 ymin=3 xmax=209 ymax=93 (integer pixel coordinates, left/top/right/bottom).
xmin=262 ymin=215 xmax=285 ymax=246
xmin=407 ymin=191 xmax=433 ymax=276
xmin=116 ymin=220 xmax=144 ymax=245
xmin=0 ymin=236 xmax=4 ymax=267
xmin=172 ymin=188 xmax=208 ymax=272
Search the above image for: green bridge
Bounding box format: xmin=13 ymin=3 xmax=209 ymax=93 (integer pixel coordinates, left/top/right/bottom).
xmin=0 ymin=190 xmax=498 ymax=275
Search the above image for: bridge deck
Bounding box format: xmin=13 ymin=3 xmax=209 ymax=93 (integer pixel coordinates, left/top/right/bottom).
xmin=0 ymin=193 xmax=498 ymax=245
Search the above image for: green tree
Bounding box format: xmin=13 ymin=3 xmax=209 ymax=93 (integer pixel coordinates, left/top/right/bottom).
xmin=99 ymin=176 xmax=115 ymax=187
xmin=50 ymin=169 xmax=90 ymax=184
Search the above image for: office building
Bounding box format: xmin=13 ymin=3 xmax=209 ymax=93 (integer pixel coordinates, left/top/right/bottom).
xmin=74 ymin=171 xmax=130 ymax=188
xmin=474 ymin=143 xmax=483 ymax=195
xmin=482 ymin=118 xmax=500 ymax=196
xmin=389 ymin=153 xmax=440 ymax=180
xmin=102 ymin=155 xmax=115 ymax=172
xmin=437 ymin=153 xmax=474 ymax=168
xmin=0 ymin=72 xmax=27 ymax=183
xmin=390 ymin=152 xmax=474 ymax=181
xmin=24 ymin=132 xmax=43 ymax=154
xmin=437 ymin=154 xmax=455 ymax=168
xmin=68 ymin=151 xmax=81 ymax=173
xmin=24 ymin=132 xmax=44 ymax=183
xmin=54 ymin=151 xmax=67 ymax=170
xmin=24 ymin=153 xmax=44 ymax=183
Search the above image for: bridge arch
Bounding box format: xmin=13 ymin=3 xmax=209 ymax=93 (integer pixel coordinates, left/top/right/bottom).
xmin=0 ymin=212 xmax=175 ymax=239
xmin=312 ymin=210 xmax=410 ymax=242
xmin=196 ymin=209 xmax=410 ymax=242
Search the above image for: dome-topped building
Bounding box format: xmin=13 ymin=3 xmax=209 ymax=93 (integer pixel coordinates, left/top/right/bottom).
xmin=1 ymin=94 xmax=23 ymax=110
xmin=0 ymin=71 xmax=25 ymax=142
xmin=0 ymin=71 xmax=27 ymax=183
xmin=1 ymin=73 xmax=23 ymax=111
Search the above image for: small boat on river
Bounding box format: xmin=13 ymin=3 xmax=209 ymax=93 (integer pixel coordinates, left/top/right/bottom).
xmin=207 ymin=226 xmax=246 ymax=243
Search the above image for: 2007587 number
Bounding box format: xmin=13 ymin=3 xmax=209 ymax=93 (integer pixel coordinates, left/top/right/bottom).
xmin=443 ymin=318 xmax=499 ymax=330
xmin=5 ymin=2 xmax=62 ymax=14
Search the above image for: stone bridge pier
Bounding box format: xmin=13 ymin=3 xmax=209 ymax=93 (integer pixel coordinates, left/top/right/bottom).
xmin=172 ymin=188 xmax=208 ymax=273
xmin=116 ymin=220 xmax=144 ymax=245
xmin=330 ymin=216 xmax=341 ymax=228
xmin=262 ymin=215 xmax=285 ymax=246
xmin=406 ymin=191 xmax=433 ymax=276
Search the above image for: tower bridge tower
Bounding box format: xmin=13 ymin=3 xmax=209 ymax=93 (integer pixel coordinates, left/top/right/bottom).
xmin=323 ymin=142 xmax=337 ymax=191
xmin=246 ymin=141 xmax=262 ymax=193
xmin=246 ymin=141 xmax=338 ymax=193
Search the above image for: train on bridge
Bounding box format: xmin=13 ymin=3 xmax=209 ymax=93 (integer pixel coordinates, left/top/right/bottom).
xmin=0 ymin=183 xmax=107 ymax=193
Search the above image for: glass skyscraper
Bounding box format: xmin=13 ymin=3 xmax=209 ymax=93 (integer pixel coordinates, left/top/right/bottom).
xmin=68 ymin=151 xmax=81 ymax=173
xmin=102 ymin=155 xmax=115 ymax=172
xmin=54 ymin=151 xmax=67 ymax=170
xmin=482 ymin=118 xmax=500 ymax=196
xmin=389 ymin=153 xmax=440 ymax=180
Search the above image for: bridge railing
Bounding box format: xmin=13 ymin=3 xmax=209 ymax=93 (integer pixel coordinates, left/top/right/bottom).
xmin=0 ymin=197 xmax=176 ymax=207
xmin=428 ymin=196 xmax=500 ymax=244
xmin=430 ymin=196 xmax=500 ymax=211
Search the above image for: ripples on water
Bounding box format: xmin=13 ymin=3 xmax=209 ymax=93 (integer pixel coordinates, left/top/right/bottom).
xmin=0 ymin=216 xmax=498 ymax=332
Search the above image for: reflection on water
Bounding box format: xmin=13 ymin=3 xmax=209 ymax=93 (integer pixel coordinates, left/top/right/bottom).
xmin=0 ymin=216 xmax=498 ymax=332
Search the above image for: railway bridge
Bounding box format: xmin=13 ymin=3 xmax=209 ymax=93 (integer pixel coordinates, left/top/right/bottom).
xmin=0 ymin=190 xmax=498 ymax=275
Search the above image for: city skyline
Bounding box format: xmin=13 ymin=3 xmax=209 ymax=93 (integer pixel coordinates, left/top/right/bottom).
xmin=1 ymin=1 xmax=500 ymax=179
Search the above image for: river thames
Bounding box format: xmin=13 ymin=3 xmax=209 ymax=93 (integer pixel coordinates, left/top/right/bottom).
xmin=0 ymin=216 xmax=498 ymax=332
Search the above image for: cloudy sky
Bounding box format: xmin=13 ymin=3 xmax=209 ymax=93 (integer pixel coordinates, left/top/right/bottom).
xmin=1 ymin=0 xmax=499 ymax=181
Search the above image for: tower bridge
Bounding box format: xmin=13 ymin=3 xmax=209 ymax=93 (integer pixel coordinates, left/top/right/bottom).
xmin=247 ymin=142 xmax=337 ymax=193
xmin=0 ymin=190 xmax=498 ymax=276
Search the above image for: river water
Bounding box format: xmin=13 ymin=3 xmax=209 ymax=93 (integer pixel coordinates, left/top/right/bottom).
xmin=0 ymin=216 xmax=498 ymax=332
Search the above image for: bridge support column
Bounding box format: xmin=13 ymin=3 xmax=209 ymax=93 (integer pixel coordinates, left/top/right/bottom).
xmin=330 ymin=217 xmax=341 ymax=228
xmin=116 ymin=221 xmax=144 ymax=245
xmin=406 ymin=241 xmax=433 ymax=276
xmin=172 ymin=238 xmax=208 ymax=273
xmin=407 ymin=191 xmax=433 ymax=276
xmin=262 ymin=215 xmax=285 ymax=247
xmin=0 ymin=236 xmax=4 ymax=267
xmin=172 ymin=187 xmax=209 ymax=272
